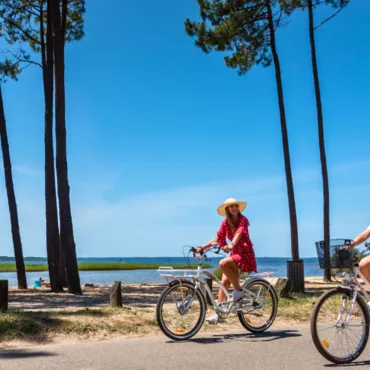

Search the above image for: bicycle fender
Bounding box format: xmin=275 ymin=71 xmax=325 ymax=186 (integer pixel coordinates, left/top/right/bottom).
xmin=242 ymin=276 xmax=268 ymax=287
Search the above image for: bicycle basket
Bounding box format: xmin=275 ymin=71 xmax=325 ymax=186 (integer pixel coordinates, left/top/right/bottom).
xmin=315 ymin=239 xmax=353 ymax=269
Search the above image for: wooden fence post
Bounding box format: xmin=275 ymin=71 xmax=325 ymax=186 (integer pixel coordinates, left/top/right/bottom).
xmin=273 ymin=277 xmax=288 ymax=297
xmin=0 ymin=280 xmax=8 ymax=312
xmin=110 ymin=281 xmax=122 ymax=307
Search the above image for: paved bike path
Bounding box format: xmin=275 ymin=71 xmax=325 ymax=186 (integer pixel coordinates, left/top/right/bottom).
xmin=1 ymin=323 xmax=370 ymax=369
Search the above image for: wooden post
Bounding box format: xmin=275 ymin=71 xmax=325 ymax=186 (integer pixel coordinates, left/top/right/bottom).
xmin=110 ymin=281 xmax=122 ymax=307
xmin=0 ymin=280 xmax=8 ymax=312
xmin=273 ymin=277 xmax=288 ymax=297
xmin=282 ymin=260 xmax=305 ymax=296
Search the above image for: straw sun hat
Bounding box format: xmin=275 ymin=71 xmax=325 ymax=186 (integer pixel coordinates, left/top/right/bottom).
xmin=217 ymin=197 xmax=247 ymax=217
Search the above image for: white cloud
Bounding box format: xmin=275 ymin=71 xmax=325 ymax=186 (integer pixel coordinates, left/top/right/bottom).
xmin=0 ymin=158 xmax=369 ymax=259
xmin=12 ymin=165 xmax=43 ymax=176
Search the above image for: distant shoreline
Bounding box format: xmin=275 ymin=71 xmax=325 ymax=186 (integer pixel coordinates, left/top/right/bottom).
xmin=0 ymin=257 xmax=47 ymax=261
xmin=0 ymin=256 xmax=319 ymax=260
xmin=0 ymin=262 xmax=213 ymax=272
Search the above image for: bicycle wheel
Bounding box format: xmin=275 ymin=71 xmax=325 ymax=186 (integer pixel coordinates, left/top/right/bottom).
xmin=311 ymin=287 xmax=369 ymax=364
xmin=156 ymin=280 xmax=206 ymax=341
xmin=237 ymin=279 xmax=278 ymax=333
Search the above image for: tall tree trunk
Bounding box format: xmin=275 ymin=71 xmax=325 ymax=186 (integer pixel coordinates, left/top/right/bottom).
xmin=59 ymin=236 xmax=67 ymax=287
xmin=267 ymin=1 xmax=303 ymax=293
xmin=0 ymin=85 xmax=27 ymax=289
xmin=42 ymin=0 xmax=64 ymax=292
xmin=308 ymin=0 xmax=331 ymax=281
xmin=50 ymin=0 xmax=81 ymax=294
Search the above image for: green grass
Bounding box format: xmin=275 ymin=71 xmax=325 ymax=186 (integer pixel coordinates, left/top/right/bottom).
xmin=277 ymin=295 xmax=317 ymax=321
xmin=0 ymin=262 xmax=212 ymax=272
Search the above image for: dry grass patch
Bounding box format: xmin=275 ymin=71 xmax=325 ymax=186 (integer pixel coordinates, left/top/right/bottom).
xmin=277 ymin=296 xmax=317 ymax=322
xmin=0 ymin=306 xmax=161 ymax=347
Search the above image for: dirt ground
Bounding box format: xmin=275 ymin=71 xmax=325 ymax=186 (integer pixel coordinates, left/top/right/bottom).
xmin=7 ymin=277 xmax=340 ymax=313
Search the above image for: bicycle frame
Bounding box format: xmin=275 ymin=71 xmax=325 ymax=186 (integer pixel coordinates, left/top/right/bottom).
xmin=158 ymin=263 xmax=274 ymax=315
xmin=352 ymin=266 xmax=370 ymax=303
xmin=335 ymin=264 xmax=370 ymax=326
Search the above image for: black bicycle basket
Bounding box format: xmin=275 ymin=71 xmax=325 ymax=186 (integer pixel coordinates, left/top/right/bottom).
xmin=315 ymin=239 xmax=353 ymax=269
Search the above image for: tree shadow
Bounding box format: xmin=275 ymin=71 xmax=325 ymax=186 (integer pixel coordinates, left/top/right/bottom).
xmin=167 ymin=329 xmax=302 ymax=345
xmin=121 ymin=284 xmax=165 ymax=308
xmin=9 ymin=288 xmax=110 ymax=311
xmin=0 ymin=349 xmax=56 ymax=359
xmin=9 ymin=284 xmax=165 ymax=311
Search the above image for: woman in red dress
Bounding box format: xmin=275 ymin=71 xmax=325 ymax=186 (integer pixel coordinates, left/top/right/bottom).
xmin=196 ymin=197 xmax=257 ymax=323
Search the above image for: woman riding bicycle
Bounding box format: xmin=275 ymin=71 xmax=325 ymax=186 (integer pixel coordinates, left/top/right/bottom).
xmin=310 ymin=229 xmax=370 ymax=364
xmin=351 ymin=225 xmax=370 ymax=285
xmin=195 ymin=197 xmax=257 ymax=323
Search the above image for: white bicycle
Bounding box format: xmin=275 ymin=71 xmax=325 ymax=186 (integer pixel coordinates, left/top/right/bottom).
xmin=311 ymin=239 xmax=370 ymax=364
xmin=156 ymin=244 xmax=278 ymax=341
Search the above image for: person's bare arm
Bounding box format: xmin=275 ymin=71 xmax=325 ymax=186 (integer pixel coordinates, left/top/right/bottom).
xmin=223 ymin=232 xmax=242 ymax=252
xmin=351 ymin=227 xmax=370 ymax=248
xmin=195 ymin=236 xmax=218 ymax=253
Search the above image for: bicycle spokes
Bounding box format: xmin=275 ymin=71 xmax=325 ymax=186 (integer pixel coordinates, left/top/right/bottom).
xmin=238 ymin=280 xmax=277 ymax=332
xmin=314 ymin=291 xmax=366 ymax=361
xmin=160 ymin=285 xmax=203 ymax=336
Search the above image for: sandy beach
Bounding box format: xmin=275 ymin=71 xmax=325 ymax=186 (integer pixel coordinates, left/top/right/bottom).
xmin=7 ymin=276 xmax=339 ymax=312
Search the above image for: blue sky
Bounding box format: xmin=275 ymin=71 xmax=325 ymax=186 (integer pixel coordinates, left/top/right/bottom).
xmin=0 ymin=0 xmax=369 ymax=258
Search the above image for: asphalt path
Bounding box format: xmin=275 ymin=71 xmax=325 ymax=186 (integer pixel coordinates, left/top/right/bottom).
xmin=1 ymin=323 xmax=370 ymax=369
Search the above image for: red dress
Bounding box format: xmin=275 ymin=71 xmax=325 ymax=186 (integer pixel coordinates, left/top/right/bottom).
xmin=217 ymin=215 xmax=257 ymax=273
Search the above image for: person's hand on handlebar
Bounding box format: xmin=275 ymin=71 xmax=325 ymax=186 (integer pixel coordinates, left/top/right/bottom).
xmin=193 ymin=242 xmax=221 ymax=255
xmin=194 ymin=247 xmax=204 ymax=254
xmin=222 ymin=244 xmax=233 ymax=253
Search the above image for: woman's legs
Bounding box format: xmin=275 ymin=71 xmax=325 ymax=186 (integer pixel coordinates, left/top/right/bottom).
xmin=359 ymin=255 xmax=370 ymax=284
xmin=207 ymin=259 xmax=241 ymax=322
xmin=219 ymin=257 xmax=241 ymax=291
xmin=218 ymin=273 xmax=231 ymax=303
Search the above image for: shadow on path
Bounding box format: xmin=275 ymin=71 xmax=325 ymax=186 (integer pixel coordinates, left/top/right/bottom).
xmin=324 ymin=359 xmax=370 ymax=368
xmin=168 ymin=329 xmax=302 ymax=345
xmin=0 ymin=349 xmax=56 ymax=359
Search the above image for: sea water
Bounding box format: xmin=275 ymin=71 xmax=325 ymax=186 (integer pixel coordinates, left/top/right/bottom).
xmin=0 ymin=256 xmax=321 ymax=288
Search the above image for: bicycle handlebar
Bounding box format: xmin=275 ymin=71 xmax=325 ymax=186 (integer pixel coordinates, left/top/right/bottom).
xmin=190 ymin=243 xmax=222 ymax=259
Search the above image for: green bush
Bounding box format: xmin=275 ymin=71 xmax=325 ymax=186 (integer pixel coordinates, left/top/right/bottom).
xmin=214 ymin=267 xmax=222 ymax=280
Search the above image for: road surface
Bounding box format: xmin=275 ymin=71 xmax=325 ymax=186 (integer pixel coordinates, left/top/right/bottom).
xmin=1 ymin=323 xmax=370 ymax=369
